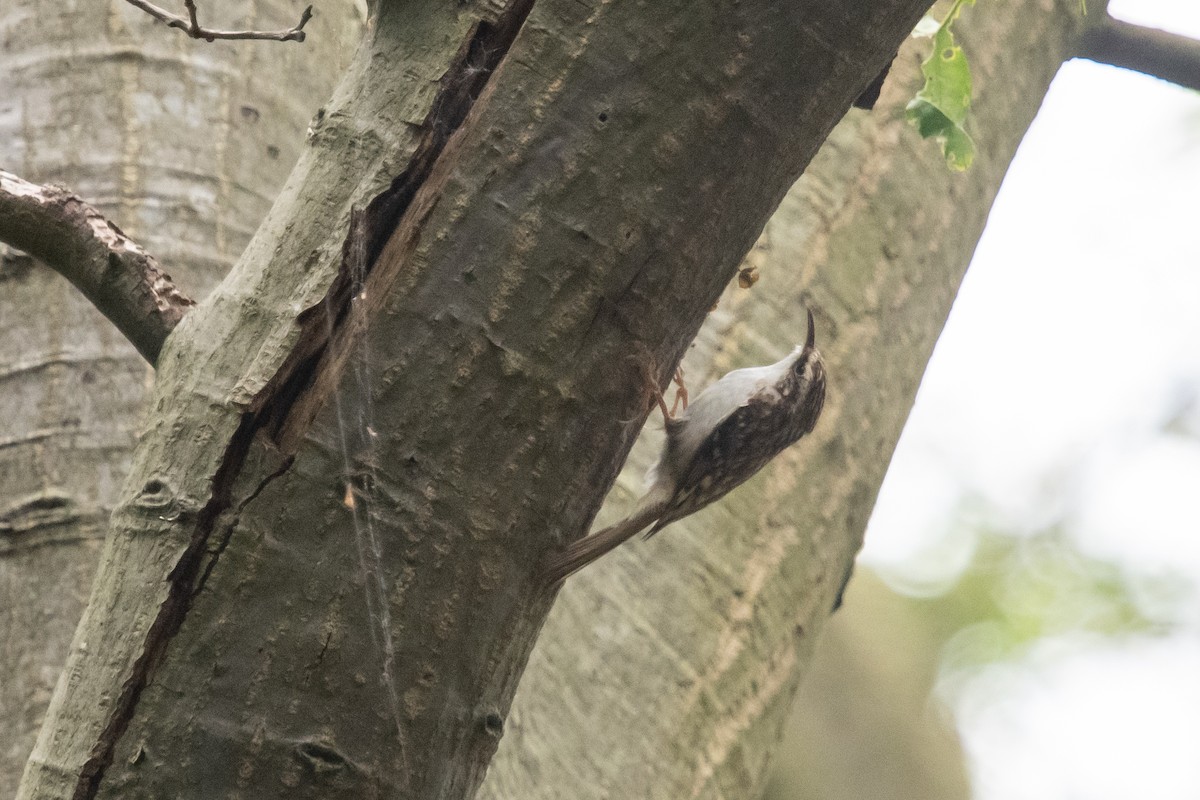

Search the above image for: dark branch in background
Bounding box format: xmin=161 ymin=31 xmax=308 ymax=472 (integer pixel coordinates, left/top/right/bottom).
xmin=122 ymin=0 xmax=312 ymax=42
xmin=0 ymin=169 xmax=193 ymax=364
xmin=1076 ymin=15 xmax=1200 ymax=92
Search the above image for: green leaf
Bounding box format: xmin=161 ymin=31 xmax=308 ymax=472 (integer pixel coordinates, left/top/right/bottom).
xmin=906 ymin=3 xmax=976 ymax=171
xmin=906 ymin=100 xmax=976 ymax=170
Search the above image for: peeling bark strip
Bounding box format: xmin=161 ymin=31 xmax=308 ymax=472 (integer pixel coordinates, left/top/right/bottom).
xmin=257 ymin=0 xmax=538 ymax=450
xmin=66 ymin=4 xmax=538 ymax=797
xmin=0 ymin=169 xmax=193 ymax=364
xmin=76 ymin=424 xmax=292 ymax=799
xmin=72 ymin=414 xmax=259 ymax=800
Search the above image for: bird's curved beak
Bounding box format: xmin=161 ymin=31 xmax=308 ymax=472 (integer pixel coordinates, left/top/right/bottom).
xmin=804 ymin=309 xmax=816 ymax=351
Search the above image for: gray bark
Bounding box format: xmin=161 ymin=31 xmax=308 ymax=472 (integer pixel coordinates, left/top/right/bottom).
xmin=13 ymin=2 xmax=935 ymax=799
xmin=0 ymin=1 xmax=361 ymax=795
xmin=480 ymin=1 xmax=1091 ymax=797
xmin=0 ymin=168 xmax=193 ymax=363
xmin=1 ymin=0 xmax=1109 ymax=799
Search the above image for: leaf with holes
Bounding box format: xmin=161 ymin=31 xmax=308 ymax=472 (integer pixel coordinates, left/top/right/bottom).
xmin=906 ymin=1 xmax=976 ymax=171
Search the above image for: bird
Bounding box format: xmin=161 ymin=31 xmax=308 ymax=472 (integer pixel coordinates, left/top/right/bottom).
xmin=541 ymin=309 xmax=827 ymax=585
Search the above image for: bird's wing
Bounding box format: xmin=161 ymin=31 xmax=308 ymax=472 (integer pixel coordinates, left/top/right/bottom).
xmin=663 ymin=363 xmax=780 ymax=473
xmin=649 ymin=393 xmax=779 ymax=535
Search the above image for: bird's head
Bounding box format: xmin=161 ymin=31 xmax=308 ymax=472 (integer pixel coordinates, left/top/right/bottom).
xmin=787 ymin=309 xmax=826 ymax=435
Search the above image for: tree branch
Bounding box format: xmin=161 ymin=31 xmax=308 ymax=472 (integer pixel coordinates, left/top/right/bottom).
xmin=122 ymin=0 xmax=313 ymax=43
xmin=1076 ymin=15 xmax=1200 ymax=91
xmin=16 ymin=1 xmax=939 ymax=796
xmin=0 ymin=169 xmax=193 ymax=364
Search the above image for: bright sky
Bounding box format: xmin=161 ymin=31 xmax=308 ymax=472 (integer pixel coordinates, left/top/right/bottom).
xmin=862 ymin=2 xmax=1200 ymax=797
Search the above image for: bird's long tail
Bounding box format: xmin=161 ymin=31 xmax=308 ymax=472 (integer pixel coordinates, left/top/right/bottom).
xmin=540 ymin=489 xmax=670 ymax=587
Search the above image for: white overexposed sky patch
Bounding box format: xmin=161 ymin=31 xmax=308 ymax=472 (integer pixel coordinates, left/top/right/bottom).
xmin=955 ymin=637 xmax=1200 ymax=800
xmin=1111 ymin=0 xmax=1200 ymax=39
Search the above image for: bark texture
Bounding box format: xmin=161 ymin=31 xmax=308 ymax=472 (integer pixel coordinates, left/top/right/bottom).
xmin=0 ymin=168 xmax=192 ymax=363
xmin=0 ymin=0 xmax=361 ymax=795
xmin=17 ymin=1 xmax=931 ymax=799
xmin=478 ymin=1 xmax=1090 ymax=798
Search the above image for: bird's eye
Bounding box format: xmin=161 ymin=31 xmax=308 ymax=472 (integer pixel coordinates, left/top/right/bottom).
xmin=793 ymin=357 xmax=808 ymax=376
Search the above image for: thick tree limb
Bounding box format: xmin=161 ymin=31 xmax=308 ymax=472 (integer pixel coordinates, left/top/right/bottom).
xmin=0 ymin=169 xmax=193 ymax=364
xmin=18 ymin=1 xmax=935 ymax=798
xmin=123 ymin=0 xmax=312 ymax=42
xmin=0 ymin=0 xmax=361 ymax=792
xmin=481 ymin=1 xmax=1092 ymax=797
xmin=1077 ymin=15 xmax=1200 ymax=91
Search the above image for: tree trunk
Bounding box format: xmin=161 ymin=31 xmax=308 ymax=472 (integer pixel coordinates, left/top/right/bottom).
xmin=15 ymin=2 xmax=931 ymax=798
xmin=479 ymin=1 xmax=1089 ymax=798
xmin=2 ymin=1 xmax=1095 ymax=799
xmin=0 ymin=1 xmax=360 ymax=794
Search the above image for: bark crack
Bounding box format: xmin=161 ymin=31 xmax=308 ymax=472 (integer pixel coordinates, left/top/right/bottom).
xmin=71 ymin=2 xmax=537 ymax=796
xmin=256 ymin=0 xmax=537 ymax=450
xmin=72 ymin=411 xmax=259 ymax=800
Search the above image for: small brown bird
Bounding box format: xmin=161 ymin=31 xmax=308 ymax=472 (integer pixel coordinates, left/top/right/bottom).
xmin=542 ymin=310 xmax=827 ymax=585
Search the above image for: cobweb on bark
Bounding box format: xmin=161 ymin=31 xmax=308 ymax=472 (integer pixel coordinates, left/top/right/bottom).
xmin=324 ymin=243 xmax=409 ymax=779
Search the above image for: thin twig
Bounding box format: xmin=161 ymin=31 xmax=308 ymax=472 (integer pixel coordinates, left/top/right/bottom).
xmin=0 ymin=169 xmax=194 ymax=364
xmin=122 ymin=0 xmax=313 ymax=43
xmin=185 ymin=0 xmax=202 ymax=32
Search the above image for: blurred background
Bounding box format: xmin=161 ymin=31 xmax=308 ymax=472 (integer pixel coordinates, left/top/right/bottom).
xmin=767 ymin=1 xmax=1200 ymax=798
